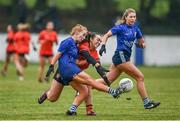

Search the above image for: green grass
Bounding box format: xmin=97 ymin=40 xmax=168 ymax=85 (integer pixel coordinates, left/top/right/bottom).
xmin=0 ymin=62 xmax=180 ymax=120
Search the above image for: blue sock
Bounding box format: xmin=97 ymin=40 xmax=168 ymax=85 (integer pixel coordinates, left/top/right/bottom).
xmin=108 ymin=87 xmax=116 ymax=96
xmin=69 ymin=104 xmax=78 ymax=113
xmin=143 ymin=97 xmax=150 ymax=105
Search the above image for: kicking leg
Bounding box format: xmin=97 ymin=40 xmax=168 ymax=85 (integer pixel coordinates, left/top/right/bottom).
xmin=66 ymin=81 xmax=88 ymax=115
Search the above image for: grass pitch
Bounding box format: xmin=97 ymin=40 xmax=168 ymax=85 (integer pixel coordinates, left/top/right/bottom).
xmin=0 ymin=62 xmax=180 ymax=120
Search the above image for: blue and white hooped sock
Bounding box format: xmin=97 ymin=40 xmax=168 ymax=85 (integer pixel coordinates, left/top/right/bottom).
xmin=143 ymin=97 xmax=150 ymax=105
xmin=69 ymin=104 xmax=78 ymax=113
xmin=108 ymin=87 xmax=116 ymax=96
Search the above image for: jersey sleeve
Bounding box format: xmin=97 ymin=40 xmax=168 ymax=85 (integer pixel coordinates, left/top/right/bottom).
xmin=58 ymin=40 xmax=71 ymax=54
xmin=8 ymin=32 xmax=14 ymax=40
xmin=26 ymin=32 xmax=31 ymax=42
xmin=38 ymin=31 xmax=44 ymax=42
xmin=110 ymin=25 xmax=123 ymax=35
xmin=136 ymin=27 xmax=143 ymax=39
xmin=53 ymin=32 xmax=58 ymax=44
xmin=54 ymin=32 xmax=58 ymax=41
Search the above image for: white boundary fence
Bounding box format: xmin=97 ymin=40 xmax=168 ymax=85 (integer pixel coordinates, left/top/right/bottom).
xmin=0 ymin=34 xmax=180 ymax=66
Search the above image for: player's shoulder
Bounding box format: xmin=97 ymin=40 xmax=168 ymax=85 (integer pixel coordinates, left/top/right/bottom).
xmin=40 ymin=30 xmax=47 ymax=34
xmin=112 ymin=24 xmax=126 ymax=30
xmin=52 ymin=30 xmax=57 ymax=34
xmin=61 ymin=37 xmax=74 ymax=44
xmin=15 ymin=31 xmax=22 ymax=36
xmin=132 ymin=23 xmax=140 ymax=29
xmin=79 ymin=41 xmax=89 ymax=46
xmin=79 ymin=41 xmax=89 ymax=48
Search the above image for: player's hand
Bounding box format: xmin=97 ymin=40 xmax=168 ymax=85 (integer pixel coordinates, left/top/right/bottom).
xmin=45 ymin=64 xmax=54 ymax=77
xmin=135 ymin=42 xmax=146 ymax=48
xmin=99 ymin=44 xmax=106 ymax=56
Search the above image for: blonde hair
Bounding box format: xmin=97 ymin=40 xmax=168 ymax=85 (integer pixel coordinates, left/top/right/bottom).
xmin=70 ymin=24 xmax=88 ymax=35
xmin=116 ymin=8 xmax=136 ymax=25
xmin=17 ymin=23 xmax=30 ymax=30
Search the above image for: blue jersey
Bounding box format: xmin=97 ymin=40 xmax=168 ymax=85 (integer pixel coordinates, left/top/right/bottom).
xmin=111 ymin=23 xmax=143 ymax=54
xmin=57 ymin=37 xmax=81 ymax=82
xmin=58 ymin=37 xmax=79 ymax=64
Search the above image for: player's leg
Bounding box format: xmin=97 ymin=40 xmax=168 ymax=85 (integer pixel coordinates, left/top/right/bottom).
xmin=73 ymin=71 xmax=123 ymax=98
xmin=84 ymin=86 xmax=96 ymax=116
xmin=1 ymin=52 xmax=11 ymax=76
xmin=19 ymin=54 xmax=28 ymax=68
xmin=37 ymin=56 xmax=45 ymax=82
xmin=47 ymin=79 xmax=64 ymax=102
xmin=45 ymin=56 xmax=53 ymax=82
xmin=48 ymin=56 xmax=53 ymax=64
xmin=38 ymin=79 xmax=64 ymax=104
xmin=13 ymin=53 xmax=24 ymax=80
xmin=116 ymin=61 xmax=160 ymax=109
xmin=66 ymin=82 xmax=88 ymax=115
xmin=38 ymin=69 xmax=64 ymax=104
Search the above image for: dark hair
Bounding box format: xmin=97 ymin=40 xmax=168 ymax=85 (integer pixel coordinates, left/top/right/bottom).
xmin=85 ymin=31 xmax=99 ymax=41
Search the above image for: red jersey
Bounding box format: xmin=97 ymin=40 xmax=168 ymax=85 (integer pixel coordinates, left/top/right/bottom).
xmin=6 ymin=31 xmax=15 ymax=52
xmin=38 ymin=30 xmax=57 ymax=56
xmin=14 ymin=31 xmax=31 ymax=54
xmin=78 ymin=41 xmax=99 ymax=70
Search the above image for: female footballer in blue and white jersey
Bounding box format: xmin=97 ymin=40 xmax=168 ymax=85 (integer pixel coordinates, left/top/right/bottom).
xmin=38 ymin=24 xmax=123 ymax=115
xmin=98 ymin=8 xmax=160 ymax=109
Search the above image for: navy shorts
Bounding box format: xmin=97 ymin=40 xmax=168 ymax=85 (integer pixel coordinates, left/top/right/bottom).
xmin=58 ymin=62 xmax=81 ymax=84
xmin=53 ymin=69 xmax=69 ymax=86
xmin=112 ymin=50 xmax=131 ymax=65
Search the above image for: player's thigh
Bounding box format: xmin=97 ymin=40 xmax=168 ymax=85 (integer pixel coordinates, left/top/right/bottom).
xmin=106 ymin=64 xmax=122 ymax=83
xmin=117 ymin=61 xmax=143 ymax=80
xmin=19 ymin=56 xmax=25 ymax=65
xmin=39 ymin=56 xmax=46 ymax=67
xmin=73 ymin=71 xmax=94 ymax=86
xmin=5 ymin=52 xmax=11 ymax=62
xmin=48 ymin=56 xmax=53 ymax=64
xmin=48 ymin=79 xmax=64 ymax=99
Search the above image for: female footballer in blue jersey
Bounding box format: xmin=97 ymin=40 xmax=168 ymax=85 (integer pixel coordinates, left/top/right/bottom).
xmin=38 ymin=24 xmax=123 ymax=115
xmin=98 ymin=8 xmax=160 ymax=109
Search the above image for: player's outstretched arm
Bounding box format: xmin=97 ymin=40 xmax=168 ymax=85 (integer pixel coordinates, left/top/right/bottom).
xmin=80 ymin=50 xmax=110 ymax=85
xmin=99 ymin=30 xmax=113 ymax=56
xmin=45 ymin=52 xmax=62 ymax=77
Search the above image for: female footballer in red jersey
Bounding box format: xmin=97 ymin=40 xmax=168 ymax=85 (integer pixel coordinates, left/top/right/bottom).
xmin=1 ymin=25 xmax=16 ymax=76
xmin=38 ymin=31 xmax=114 ymax=116
xmin=13 ymin=23 xmax=31 ymax=80
xmin=74 ymin=32 xmax=103 ymax=115
xmin=38 ymin=21 xmax=58 ymax=82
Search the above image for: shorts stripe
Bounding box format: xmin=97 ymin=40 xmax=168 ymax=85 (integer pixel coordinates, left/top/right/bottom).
xmin=119 ymin=51 xmax=126 ymax=63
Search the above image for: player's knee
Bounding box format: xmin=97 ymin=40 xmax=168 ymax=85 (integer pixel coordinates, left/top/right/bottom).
xmin=137 ymin=74 xmax=144 ymax=82
xmin=47 ymin=93 xmax=59 ymax=102
xmin=79 ymin=87 xmax=88 ymax=99
xmin=48 ymin=96 xmax=58 ymax=102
